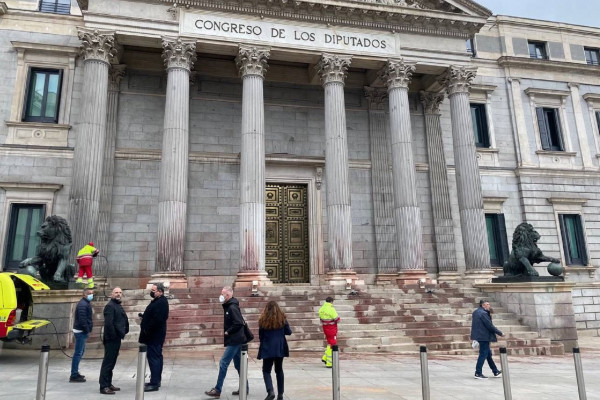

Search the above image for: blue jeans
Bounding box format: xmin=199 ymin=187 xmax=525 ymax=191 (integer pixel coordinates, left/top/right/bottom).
xmin=70 ymin=332 xmax=89 ymax=377
xmin=214 ymin=345 xmax=249 ymax=393
xmin=475 ymin=341 xmax=499 ymax=375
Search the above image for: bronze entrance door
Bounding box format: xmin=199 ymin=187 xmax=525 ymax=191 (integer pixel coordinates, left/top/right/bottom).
xmin=265 ymin=184 xmax=309 ymax=283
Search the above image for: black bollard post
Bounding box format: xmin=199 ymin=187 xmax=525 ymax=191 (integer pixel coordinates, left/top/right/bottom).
xmin=36 ymin=345 xmax=50 ymax=400
xmin=573 ymin=348 xmax=587 ymax=400
xmin=499 ymin=347 xmax=512 ymax=400
xmin=419 ymin=346 xmax=430 ymax=400
xmin=240 ymin=344 xmax=249 ymax=400
xmin=135 ymin=344 xmax=147 ymax=400
xmin=332 ymin=345 xmax=340 ymax=400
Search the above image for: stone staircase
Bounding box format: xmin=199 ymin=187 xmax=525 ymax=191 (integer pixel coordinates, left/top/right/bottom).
xmin=85 ymin=283 xmax=564 ymax=356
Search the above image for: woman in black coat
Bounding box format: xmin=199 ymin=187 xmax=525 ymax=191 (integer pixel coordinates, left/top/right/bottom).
xmin=258 ymin=301 xmax=292 ymax=400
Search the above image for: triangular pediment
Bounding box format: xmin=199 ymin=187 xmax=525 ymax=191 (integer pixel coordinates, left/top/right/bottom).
xmin=354 ymin=0 xmax=491 ymax=17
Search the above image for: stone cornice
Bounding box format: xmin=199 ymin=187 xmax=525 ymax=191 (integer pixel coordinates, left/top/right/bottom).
xmin=583 ymin=93 xmax=600 ymax=108
xmin=11 ymin=41 xmax=80 ymax=56
xmin=470 ymin=84 xmax=496 ymax=93
xmin=0 ymin=182 xmax=63 ymax=192
xmin=525 ymin=88 xmax=570 ymax=99
xmin=494 ymin=15 xmax=600 ymax=37
xmin=516 ymin=166 xmax=600 ymax=179
xmin=152 ymin=0 xmax=488 ymax=38
xmin=546 ymin=197 xmax=588 ymax=206
xmin=498 ymin=56 xmax=600 ymax=76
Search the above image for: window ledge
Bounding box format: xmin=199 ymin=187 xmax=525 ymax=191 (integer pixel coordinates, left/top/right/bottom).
xmin=0 ymin=182 xmax=62 ymax=191
xmin=535 ymin=150 xmax=577 ymax=157
xmin=476 ymin=147 xmax=499 ymax=153
xmin=5 ymin=121 xmax=70 ymax=147
xmin=565 ymin=266 xmax=597 ymax=278
xmin=547 ymin=197 xmax=588 ymax=205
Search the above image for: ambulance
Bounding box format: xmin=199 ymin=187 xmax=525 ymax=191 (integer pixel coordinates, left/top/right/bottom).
xmin=0 ymin=272 xmax=50 ymax=344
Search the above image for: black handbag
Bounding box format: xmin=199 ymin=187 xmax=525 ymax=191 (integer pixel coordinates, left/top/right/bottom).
xmin=243 ymin=321 xmax=254 ymax=343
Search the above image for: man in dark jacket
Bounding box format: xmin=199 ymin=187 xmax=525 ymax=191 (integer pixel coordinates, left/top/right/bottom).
xmin=139 ymin=282 xmax=169 ymax=392
xmin=471 ymin=299 xmax=504 ymax=379
xmin=70 ymin=288 xmax=94 ymax=383
xmin=99 ymin=287 xmax=129 ymax=395
xmin=205 ymin=286 xmax=249 ymax=398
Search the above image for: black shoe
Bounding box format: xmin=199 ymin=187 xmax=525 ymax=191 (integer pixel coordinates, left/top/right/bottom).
xmin=77 ymin=373 xmax=85 ymax=379
xmin=145 ymin=385 xmax=159 ymax=392
xmin=493 ymin=370 xmax=502 ymax=378
xmin=100 ymin=387 xmax=115 ymax=395
xmin=69 ymin=375 xmax=86 ymax=383
xmin=474 ymin=373 xmax=488 ymax=379
xmin=205 ymin=388 xmax=221 ymax=398
xmin=277 ymin=396 xmax=284 ymax=400
xmin=264 ymin=392 xmax=275 ymax=400
xmin=232 ymin=390 xmax=239 ymax=395
xmin=108 ymin=385 xmax=120 ymax=391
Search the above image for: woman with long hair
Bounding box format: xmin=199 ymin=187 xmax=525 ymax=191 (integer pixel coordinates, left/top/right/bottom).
xmin=258 ymin=301 xmax=292 ymax=400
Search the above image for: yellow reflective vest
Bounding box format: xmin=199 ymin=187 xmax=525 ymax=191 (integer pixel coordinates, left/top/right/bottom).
xmin=319 ymin=302 xmax=340 ymax=326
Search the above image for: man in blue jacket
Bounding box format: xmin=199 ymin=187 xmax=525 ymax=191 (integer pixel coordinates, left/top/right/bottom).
xmin=70 ymin=288 xmax=93 ymax=383
xmin=471 ymin=299 xmax=504 ymax=379
xmin=139 ymin=282 xmax=169 ymax=392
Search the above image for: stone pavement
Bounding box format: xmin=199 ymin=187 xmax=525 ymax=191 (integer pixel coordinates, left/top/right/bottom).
xmin=1 ymin=338 xmax=600 ymax=400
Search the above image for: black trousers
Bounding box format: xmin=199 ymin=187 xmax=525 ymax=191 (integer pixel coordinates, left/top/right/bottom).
xmin=147 ymin=343 xmax=164 ymax=386
xmin=262 ymin=357 xmax=284 ymax=395
xmin=99 ymin=339 xmax=121 ymax=389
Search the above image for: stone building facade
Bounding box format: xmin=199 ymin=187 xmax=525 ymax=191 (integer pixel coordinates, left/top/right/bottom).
xmin=0 ymin=1 xmax=599 ymax=332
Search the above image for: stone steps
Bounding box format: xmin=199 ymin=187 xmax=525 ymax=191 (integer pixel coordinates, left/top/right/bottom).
xmin=84 ymin=284 xmax=564 ymax=356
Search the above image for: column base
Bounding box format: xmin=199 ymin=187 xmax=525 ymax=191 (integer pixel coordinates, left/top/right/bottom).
xmin=462 ymin=270 xmax=496 ymax=285
xmin=396 ymin=269 xmax=429 ymax=286
xmin=147 ymin=272 xmax=188 ymax=291
xmin=234 ymin=270 xmax=273 ymax=288
xmin=375 ymin=273 xmax=398 ymax=285
xmin=326 ymin=270 xmax=365 ymax=287
xmin=437 ymin=271 xmax=461 ymax=284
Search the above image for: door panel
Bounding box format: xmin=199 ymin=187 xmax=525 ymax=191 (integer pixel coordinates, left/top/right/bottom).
xmin=265 ymin=184 xmax=309 ymax=283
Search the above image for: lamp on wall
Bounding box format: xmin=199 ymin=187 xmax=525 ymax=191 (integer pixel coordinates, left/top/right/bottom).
xmin=345 ymin=278 xmax=353 ymax=291
xmin=417 ymin=278 xmax=427 ymax=289
xmin=251 ymin=280 xmax=259 ymax=296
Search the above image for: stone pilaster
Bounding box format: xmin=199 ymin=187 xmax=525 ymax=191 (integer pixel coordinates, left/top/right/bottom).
xmin=365 ymin=87 xmax=398 ymax=283
xmin=156 ymin=38 xmax=196 ymax=275
xmin=234 ymin=45 xmax=272 ymax=287
xmin=419 ymin=91 xmax=458 ymax=277
xmin=69 ymin=28 xmax=116 ymax=265
xmin=317 ymin=53 xmax=356 ymax=282
xmin=96 ymin=64 xmax=126 ymax=276
xmin=380 ymin=59 xmax=425 ymax=283
xmin=438 ymin=66 xmax=491 ymax=272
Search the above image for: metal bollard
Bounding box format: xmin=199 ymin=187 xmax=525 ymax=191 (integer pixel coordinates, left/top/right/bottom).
xmin=419 ymin=346 xmax=430 ymax=400
xmin=332 ymin=345 xmax=341 ymax=400
xmin=573 ymin=348 xmax=587 ymax=400
xmin=499 ymin=347 xmax=512 ymax=400
xmin=240 ymin=344 xmax=249 ymax=400
xmin=135 ymin=345 xmax=147 ymax=400
xmin=35 ymin=345 xmax=50 ymax=400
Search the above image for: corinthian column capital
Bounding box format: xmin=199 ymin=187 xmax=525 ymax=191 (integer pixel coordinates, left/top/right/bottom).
xmin=438 ymin=66 xmax=477 ymax=96
xmin=317 ymin=53 xmax=352 ymax=85
xmin=235 ymin=45 xmax=270 ymax=78
xmin=162 ymin=38 xmax=197 ymax=71
xmin=78 ymin=28 xmax=117 ymax=64
xmin=108 ymin=64 xmax=126 ymax=92
xmin=364 ymin=86 xmax=388 ymax=110
xmin=380 ymin=58 xmax=416 ymax=90
xmin=419 ymin=91 xmax=445 ymax=114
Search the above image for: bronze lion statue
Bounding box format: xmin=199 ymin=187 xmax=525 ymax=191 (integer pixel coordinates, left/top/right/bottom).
xmin=503 ymin=222 xmax=560 ymax=277
xmin=19 ymin=215 xmax=75 ymax=284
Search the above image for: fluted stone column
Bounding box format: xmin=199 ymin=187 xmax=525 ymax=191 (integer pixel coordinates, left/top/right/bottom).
xmin=420 ymin=91 xmax=458 ymax=280
xmin=155 ymin=38 xmax=196 ymax=277
xmin=69 ymin=29 xmax=116 ymax=267
xmin=318 ymin=54 xmax=356 ymax=282
xmin=365 ymin=87 xmax=398 ymax=284
xmin=96 ymin=64 xmax=126 ymax=276
xmin=234 ymin=45 xmax=272 ymax=286
xmin=380 ymin=59 xmax=425 ymax=283
xmin=439 ymin=66 xmax=491 ymax=274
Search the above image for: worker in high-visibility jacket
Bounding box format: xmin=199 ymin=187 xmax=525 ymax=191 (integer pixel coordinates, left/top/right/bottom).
xmin=76 ymin=242 xmax=99 ymax=288
xmin=318 ymin=296 xmax=340 ymax=368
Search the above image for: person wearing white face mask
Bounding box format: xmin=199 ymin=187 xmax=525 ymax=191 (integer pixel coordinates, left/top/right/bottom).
xmin=205 ymin=286 xmax=249 ymax=398
xmin=70 ymin=288 xmax=94 ymax=383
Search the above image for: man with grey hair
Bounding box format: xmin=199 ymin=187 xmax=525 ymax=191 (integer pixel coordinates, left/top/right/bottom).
xmin=70 ymin=287 xmax=94 ymax=382
xmin=205 ymin=286 xmax=249 ymax=398
xmin=139 ymin=282 xmax=169 ymax=392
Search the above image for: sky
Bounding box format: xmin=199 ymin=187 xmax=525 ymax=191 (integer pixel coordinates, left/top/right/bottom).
xmin=474 ymin=0 xmax=600 ymax=28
